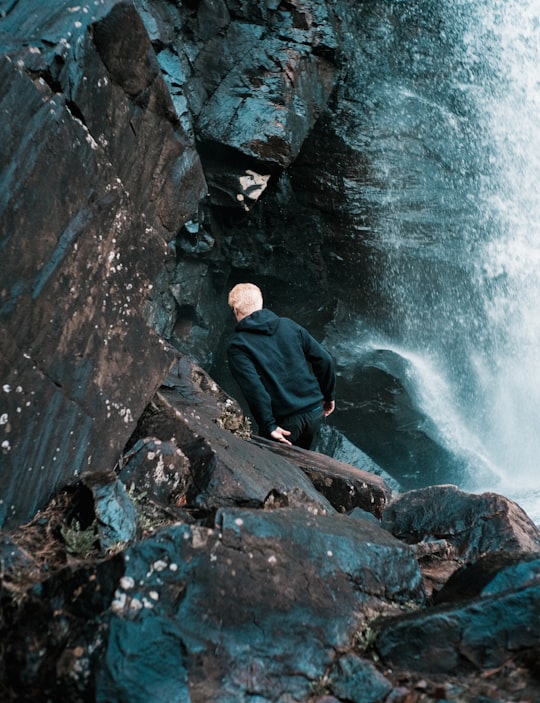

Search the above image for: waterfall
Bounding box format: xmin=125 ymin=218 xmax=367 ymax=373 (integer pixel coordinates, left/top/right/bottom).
xmin=340 ymin=0 xmax=540 ymax=519
xmin=469 ymin=0 xmax=540 ymax=518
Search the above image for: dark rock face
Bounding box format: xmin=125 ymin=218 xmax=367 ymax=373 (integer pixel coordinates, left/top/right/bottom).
xmin=128 ymin=0 xmax=344 ymax=363
xmin=376 ymin=584 xmax=540 ymax=676
xmin=96 ymin=509 xmax=421 ymax=702
xmin=2 ymin=356 xmax=540 ymax=701
xmin=3 ymin=1 xmax=540 ymax=702
xmin=382 ymin=484 xmax=540 ymax=561
xmin=0 ymin=0 xmax=206 ymax=528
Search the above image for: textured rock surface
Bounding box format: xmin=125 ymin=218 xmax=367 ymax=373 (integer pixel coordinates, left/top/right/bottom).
xmin=2 ymin=354 xmax=540 ymax=701
xmin=97 ymin=510 xmax=421 ymax=702
xmin=250 ymin=434 xmax=391 ymax=518
xmin=0 ymin=0 xmax=205 ymax=528
xmin=3 ymin=2 xmax=540 ymax=701
xmin=381 ymin=485 xmax=540 ymax=560
xmin=129 ymin=356 xmax=336 ymax=513
xmin=376 ymin=584 xmax=540 ymax=676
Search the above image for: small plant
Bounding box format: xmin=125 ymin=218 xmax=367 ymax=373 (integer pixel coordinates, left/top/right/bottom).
xmin=216 ymin=408 xmax=252 ymax=439
xmin=127 ymin=483 xmax=173 ymax=535
xmin=127 ymin=483 xmax=147 ymax=505
xmin=60 ymin=519 xmax=98 ymax=556
xmin=354 ymin=625 xmax=379 ymax=655
xmin=308 ymin=672 xmax=332 ymax=697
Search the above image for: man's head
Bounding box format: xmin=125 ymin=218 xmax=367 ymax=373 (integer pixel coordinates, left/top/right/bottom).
xmin=228 ymin=283 xmax=263 ymax=321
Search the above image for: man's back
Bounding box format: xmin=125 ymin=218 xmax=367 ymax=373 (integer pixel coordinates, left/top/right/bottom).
xmin=227 ymin=308 xmax=335 ymax=441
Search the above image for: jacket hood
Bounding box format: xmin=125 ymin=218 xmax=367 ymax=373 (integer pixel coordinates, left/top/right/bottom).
xmin=236 ymin=308 xmax=280 ymax=335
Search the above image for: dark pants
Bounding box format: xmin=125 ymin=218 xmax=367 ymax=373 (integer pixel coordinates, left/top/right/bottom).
xmin=279 ymin=405 xmax=323 ymax=450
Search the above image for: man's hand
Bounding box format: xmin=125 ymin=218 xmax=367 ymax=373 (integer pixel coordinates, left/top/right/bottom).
xmin=323 ymin=399 xmax=335 ymax=417
xmin=270 ymin=426 xmax=292 ymax=445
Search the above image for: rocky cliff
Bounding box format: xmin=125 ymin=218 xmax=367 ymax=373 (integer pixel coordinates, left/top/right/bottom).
xmin=0 ymin=0 xmax=486 ymax=529
xmin=1 ymin=0 xmax=349 ymax=526
xmin=2 ymin=1 xmax=540 ymax=702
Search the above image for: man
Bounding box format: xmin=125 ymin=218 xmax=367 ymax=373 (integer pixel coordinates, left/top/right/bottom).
xmin=227 ymin=283 xmax=336 ymax=449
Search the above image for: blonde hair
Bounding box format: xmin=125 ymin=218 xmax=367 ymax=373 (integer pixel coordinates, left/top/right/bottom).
xmin=228 ymin=283 xmax=263 ymax=317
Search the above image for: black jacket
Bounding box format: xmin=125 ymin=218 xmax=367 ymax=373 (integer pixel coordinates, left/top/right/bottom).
xmin=227 ymin=308 xmax=336 ymax=436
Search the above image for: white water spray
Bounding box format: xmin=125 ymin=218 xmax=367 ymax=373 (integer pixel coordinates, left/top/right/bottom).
xmin=345 ymin=0 xmax=540 ymax=521
xmin=462 ymin=1 xmax=540 ymax=505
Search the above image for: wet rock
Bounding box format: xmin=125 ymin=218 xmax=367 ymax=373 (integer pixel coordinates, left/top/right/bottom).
xmin=83 ymin=473 xmax=138 ymax=551
xmin=381 ymin=484 xmax=540 ymax=561
xmin=315 ymin=423 xmax=403 ymax=493
xmin=129 ymin=355 xmax=335 ymax=513
xmin=251 ymin=434 xmax=392 ymax=518
xmin=376 ymin=583 xmax=540 ymax=676
xmin=97 ymin=508 xmax=423 ymax=701
xmin=0 ymin=0 xmax=206 ymax=529
xmin=329 ymin=653 xmax=393 ymax=703
xmin=118 ymin=437 xmax=192 ymax=506
xmin=5 ymin=459 xmax=540 ymax=701
xmin=434 ymin=550 xmax=540 ymax=605
xmin=197 ymin=40 xmax=336 ymax=171
xmin=136 ymin=0 xmax=340 ymax=206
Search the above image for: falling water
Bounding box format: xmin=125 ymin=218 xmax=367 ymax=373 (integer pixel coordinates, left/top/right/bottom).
xmin=468 ymin=2 xmax=540 ymax=520
xmin=342 ymin=0 xmax=540 ymax=520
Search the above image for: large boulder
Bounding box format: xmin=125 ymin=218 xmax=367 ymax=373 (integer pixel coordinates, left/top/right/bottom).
xmin=1 ymin=506 xmax=424 ymax=701
xmin=250 ymin=434 xmax=392 ymax=519
xmin=129 ymin=355 xmax=337 ymax=513
xmin=382 ymin=484 xmax=540 ymax=561
xmin=376 ymin=583 xmax=540 ymax=676
xmin=381 ymin=484 xmax=540 ymax=599
xmin=0 ymin=0 xmax=206 ymax=528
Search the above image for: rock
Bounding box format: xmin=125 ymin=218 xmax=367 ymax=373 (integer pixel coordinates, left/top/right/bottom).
xmin=129 ymin=355 xmax=335 ymax=513
xmin=434 ymin=550 xmax=540 ymax=605
xmin=118 ymin=437 xmax=192 ymax=506
xmin=349 ymin=507 xmax=382 ymax=526
xmin=0 ymin=0 xmax=206 ymax=529
xmin=83 ymin=473 xmax=138 ymax=551
xmin=329 ymin=653 xmax=393 ymax=703
xmin=315 ymin=423 xmax=403 ymax=494
xmin=197 ymin=39 xmax=336 ymax=171
xmin=3 ymin=376 xmax=540 ymax=702
xmin=0 ymin=555 xmax=125 ymax=701
xmin=376 ymin=583 xmax=540 ymax=676
xmin=136 ymin=0 xmax=340 ymax=203
xmin=99 ymin=508 xmax=423 ymax=701
xmin=381 ymin=485 xmax=540 ymax=561
xmin=250 ymin=434 xmax=392 ymax=519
